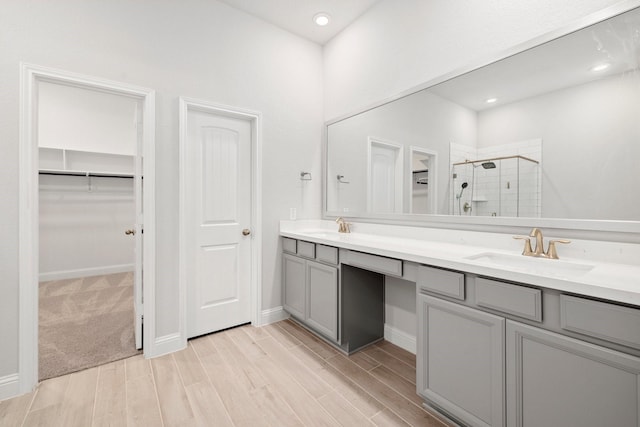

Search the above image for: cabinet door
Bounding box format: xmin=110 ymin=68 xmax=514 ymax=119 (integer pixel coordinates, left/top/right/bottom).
xmin=283 ymin=254 xmax=305 ymax=319
xmin=507 ymin=320 xmax=640 ymax=427
xmin=418 ymin=294 xmax=505 ymax=427
xmin=306 ymin=260 xmax=338 ymax=341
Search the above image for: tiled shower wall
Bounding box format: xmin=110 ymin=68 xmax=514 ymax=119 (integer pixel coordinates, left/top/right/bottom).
xmin=450 ymin=139 xmax=542 ymax=217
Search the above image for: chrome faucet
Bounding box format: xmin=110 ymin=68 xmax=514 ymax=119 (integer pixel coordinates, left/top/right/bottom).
xmin=336 ymin=217 xmax=350 ymax=233
xmin=513 ymin=228 xmax=571 ymax=259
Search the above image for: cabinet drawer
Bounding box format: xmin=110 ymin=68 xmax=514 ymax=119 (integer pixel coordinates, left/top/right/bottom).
xmin=418 ymin=265 xmax=465 ymax=300
xmin=282 ymin=237 xmax=297 ymax=254
xmin=560 ymin=295 xmax=640 ymax=350
xmin=316 ymin=244 xmax=338 ymax=265
xmin=297 ymin=241 xmax=316 ymax=259
xmin=345 ymin=250 xmax=402 ymax=277
xmin=476 ymin=278 xmax=542 ymax=322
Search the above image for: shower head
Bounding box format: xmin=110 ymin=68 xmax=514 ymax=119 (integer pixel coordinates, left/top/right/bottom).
xmin=456 ymin=182 xmax=468 ymax=199
xmin=481 ymin=162 xmax=496 ymax=169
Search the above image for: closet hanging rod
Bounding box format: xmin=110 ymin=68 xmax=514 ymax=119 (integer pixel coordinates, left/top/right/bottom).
xmin=38 ymin=170 xmax=134 ymax=179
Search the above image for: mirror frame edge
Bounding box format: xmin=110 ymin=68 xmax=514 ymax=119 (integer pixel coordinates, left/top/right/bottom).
xmin=322 ymin=0 xmax=640 ymax=243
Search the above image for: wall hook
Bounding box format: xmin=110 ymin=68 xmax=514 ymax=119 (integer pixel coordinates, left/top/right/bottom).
xmin=300 ymin=171 xmax=312 ymax=181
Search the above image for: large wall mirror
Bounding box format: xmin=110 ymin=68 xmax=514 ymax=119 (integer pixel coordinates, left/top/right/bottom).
xmin=325 ymin=5 xmax=640 ymax=232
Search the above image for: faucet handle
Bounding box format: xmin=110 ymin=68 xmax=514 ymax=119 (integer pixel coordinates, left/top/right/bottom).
xmin=546 ymin=239 xmax=571 ymax=259
xmin=513 ymin=236 xmax=534 ymax=256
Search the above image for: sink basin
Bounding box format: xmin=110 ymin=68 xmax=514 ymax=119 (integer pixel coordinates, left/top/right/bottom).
xmin=465 ymin=252 xmax=595 ymax=277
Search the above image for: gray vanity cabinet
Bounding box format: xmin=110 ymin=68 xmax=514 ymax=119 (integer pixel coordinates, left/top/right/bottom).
xmin=283 ymin=253 xmax=306 ymax=319
xmin=418 ymin=294 xmax=505 ymax=427
xmin=282 ymin=240 xmax=339 ymax=342
xmin=305 ymin=260 xmax=338 ymax=340
xmin=506 ymin=320 xmax=640 ymax=427
xmin=418 ymin=269 xmax=640 ymax=427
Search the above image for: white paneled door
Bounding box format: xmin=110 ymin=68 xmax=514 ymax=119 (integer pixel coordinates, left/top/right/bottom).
xmin=185 ymin=108 xmax=252 ymax=338
xmin=368 ymin=138 xmax=403 ymax=213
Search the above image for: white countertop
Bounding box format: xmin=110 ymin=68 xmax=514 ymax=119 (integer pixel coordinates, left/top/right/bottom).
xmin=280 ymin=220 xmax=640 ymax=307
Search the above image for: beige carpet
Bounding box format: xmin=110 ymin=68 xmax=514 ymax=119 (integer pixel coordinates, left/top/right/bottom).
xmin=39 ymin=272 xmax=141 ymax=380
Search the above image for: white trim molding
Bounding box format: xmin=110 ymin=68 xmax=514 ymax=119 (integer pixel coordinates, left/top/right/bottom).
xmin=384 ymin=324 xmax=417 ymax=355
xmin=261 ymin=306 xmax=290 ymax=325
xmin=178 ymin=97 xmax=263 ymax=347
xmin=0 ymin=374 xmax=20 ymax=401
xmin=19 ymin=63 xmax=156 ymax=396
xmin=39 ymin=264 xmax=135 ymax=282
xmin=150 ymin=334 xmax=185 ymax=358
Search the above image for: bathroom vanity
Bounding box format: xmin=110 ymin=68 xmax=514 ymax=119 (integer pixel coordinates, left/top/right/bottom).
xmin=302 ymin=4 xmax=640 ymax=425
xmin=282 ymin=236 xmax=389 ymax=353
xmin=280 ymin=220 xmax=640 ymax=427
xmin=417 ymin=267 xmax=640 ymax=427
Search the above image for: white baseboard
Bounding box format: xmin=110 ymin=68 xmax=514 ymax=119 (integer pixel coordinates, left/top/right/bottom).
xmin=260 ymin=306 xmax=289 ymax=326
xmin=146 ymin=333 xmax=185 ymax=359
xmin=384 ymin=324 xmax=416 ymax=354
xmin=39 ymin=264 xmax=135 ymax=282
xmin=0 ymin=374 xmax=20 ymax=401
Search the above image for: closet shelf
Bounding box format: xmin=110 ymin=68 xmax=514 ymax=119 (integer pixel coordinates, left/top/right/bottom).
xmin=39 ymin=147 xmax=135 ymax=177
xmin=39 ymin=169 xmax=134 ymax=179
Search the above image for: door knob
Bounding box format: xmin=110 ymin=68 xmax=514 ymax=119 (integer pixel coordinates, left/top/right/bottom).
xmin=125 ymin=229 xmax=136 ymax=235
xmin=242 ymin=229 xmax=251 ymax=236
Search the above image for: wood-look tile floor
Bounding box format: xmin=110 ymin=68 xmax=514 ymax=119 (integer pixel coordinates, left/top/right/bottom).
xmin=0 ymin=319 xmax=450 ymax=427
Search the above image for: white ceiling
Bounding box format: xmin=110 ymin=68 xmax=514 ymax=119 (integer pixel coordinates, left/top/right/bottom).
xmin=218 ymin=0 xmax=381 ymax=45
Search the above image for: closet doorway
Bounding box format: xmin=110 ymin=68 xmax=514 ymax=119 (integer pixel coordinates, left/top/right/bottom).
xmin=19 ymin=64 xmax=156 ymax=392
xmin=409 ymin=147 xmax=438 ymax=215
xmin=37 ymin=81 xmax=141 ymax=380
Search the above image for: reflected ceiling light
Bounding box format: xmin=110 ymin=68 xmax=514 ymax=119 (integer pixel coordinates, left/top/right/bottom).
xmin=485 ymin=98 xmax=497 ymax=104
xmin=591 ymin=63 xmax=610 ymax=72
xmin=313 ymin=13 xmax=330 ymax=26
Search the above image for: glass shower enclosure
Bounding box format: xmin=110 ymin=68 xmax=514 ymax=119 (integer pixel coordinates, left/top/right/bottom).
xmin=451 ymin=155 xmax=540 ymax=217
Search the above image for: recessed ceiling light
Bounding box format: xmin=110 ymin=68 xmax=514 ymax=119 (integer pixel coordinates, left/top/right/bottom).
xmin=485 ymin=98 xmax=497 ymax=104
xmin=313 ymin=13 xmax=330 ymax=26
xmin=591 ymin=63 xmax=610 ymax=72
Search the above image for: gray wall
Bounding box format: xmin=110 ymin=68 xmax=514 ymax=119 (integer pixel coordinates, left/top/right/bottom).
xmin=478 ymin=75 xmax=640 ymax=220
xmin=385 ymin=276 xmax=418 ymax=338
xmin=0 ymin=0 xmax=323 ymax=378
xmin=327 ymin=90 xmax=477 ymax=216
xmin=324 ymin=0 xmax=626 ymax=120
